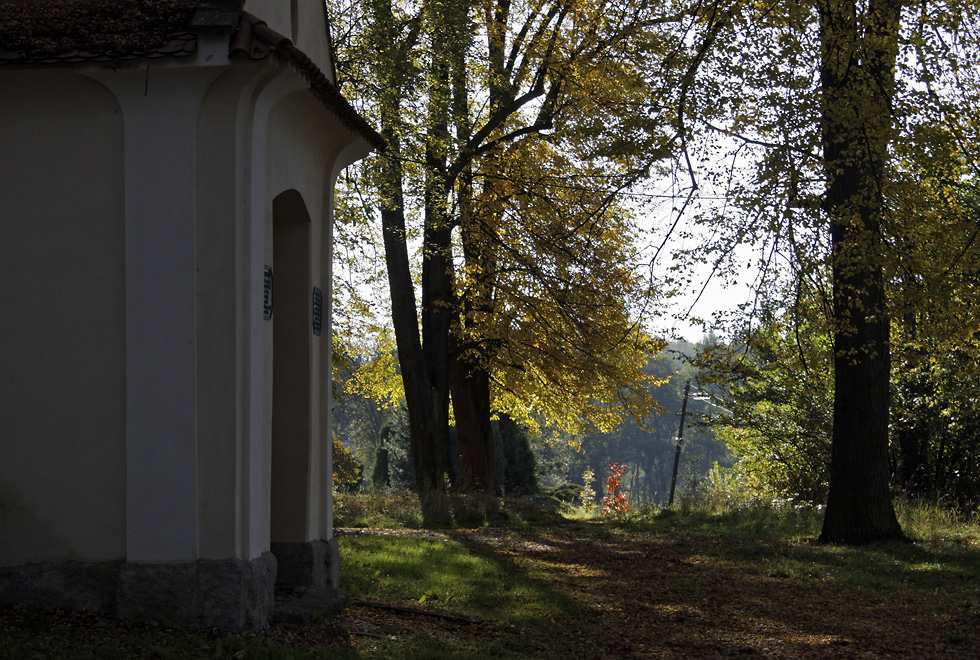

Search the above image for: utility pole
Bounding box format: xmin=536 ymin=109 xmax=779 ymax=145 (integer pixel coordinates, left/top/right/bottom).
xmin=668 ymin=380 xmax=691 ymax=507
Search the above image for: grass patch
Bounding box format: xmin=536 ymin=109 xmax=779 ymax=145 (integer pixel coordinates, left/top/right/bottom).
xmin=896 ymin=498 xmax=980 ymax=547
xmin=334 ymin=491 xmax=566 ymax=529
xmin=342 ymin=534 xmax=502 ymax=612
xmin=335 ymin=491 xmax=425 ymax=529
xmin=339 ymin=531 xmax=578 ymax=625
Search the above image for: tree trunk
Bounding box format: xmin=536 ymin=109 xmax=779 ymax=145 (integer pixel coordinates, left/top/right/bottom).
xmin=450 ymin=353 xmax=498 ymax=493
xmin=450 ymin=164 xmax=500 ymax=494
xmin=818 ymin=0 xmax=904 ymax=543
xmin=450 ymin=5 xmax=506 ymax=496
xmin=371 ymin=0 xmax=452 ymax=524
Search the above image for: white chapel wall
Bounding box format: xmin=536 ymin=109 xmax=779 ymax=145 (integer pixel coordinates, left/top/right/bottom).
xmin=0 ymin=70 xmax=126 ymax=564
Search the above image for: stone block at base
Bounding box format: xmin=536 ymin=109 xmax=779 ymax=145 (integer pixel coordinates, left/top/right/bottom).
xmin=270 ymin=538 xmax=340 ymax=591
xmin=118 ymin=553 xmax=277 ymax=630
xmin=0 ymin=553 xmax=277 ymax=632
xmin=0 ymin=560 xmax=121 ymax=614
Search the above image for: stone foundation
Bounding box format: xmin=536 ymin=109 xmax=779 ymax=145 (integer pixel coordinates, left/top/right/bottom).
xmin=270 ymin=538 xmax=340 ymax=591
xmin=269 ymin=539 xmax=347 ymax=624
xmin=0 ymin=553 xmax=277 ymax=631
xmin=0 ymin=559 xmax=122 ymax=614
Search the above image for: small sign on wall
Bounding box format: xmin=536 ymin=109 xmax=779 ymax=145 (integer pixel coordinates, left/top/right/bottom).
xmin=312 ymin=286 xmax=323 ymax=336
xmin=263 ymin=266 xmax=273 ymax=320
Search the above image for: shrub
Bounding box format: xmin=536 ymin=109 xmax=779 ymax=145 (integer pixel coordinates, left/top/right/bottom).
xmin=333 ymin=434 xmax=364 ymax=493
xmin=602 ymin=463 xmax=631 ymax=515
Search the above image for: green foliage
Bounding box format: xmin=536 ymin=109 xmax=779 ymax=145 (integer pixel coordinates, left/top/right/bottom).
xmin=540 ymin=482 xmax=580 ymax=503
xmin=375 ymin=414 xmax=416 ymax=491
xmin=892 ymin=343 xmax=980 ymax=510
xmin=335 ymin=491 xmax=425 ymax=530
xmin=700 ymin=315 xmax=833 ymax=506
xmin=371 ymin=443 xmax=390 ymax=489
xmin=888 ymin=171 xmax=980 ymax=509
xmin=703 ymin=462 xmax=768 ymax=510
xmin=563 ymin=340 xmax=731 ymax=510
xmin=332 ymin=345 xmax=405 ymax=484
xmin=577 ymin=467 xmax=597 ymax=515
xmin=494 ymin=415 xmax=538 ymax=496
xmin=666 ymin=0 xmax=980 ymax=541
xmin=335 ymin=492 xmax=566 ymax=529
xmin=333 ymin=435 xmax=364 ymax=493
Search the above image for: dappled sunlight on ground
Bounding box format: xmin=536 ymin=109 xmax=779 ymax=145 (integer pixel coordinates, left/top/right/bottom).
xmin=326 ymin=524 xmax=980 ymax=658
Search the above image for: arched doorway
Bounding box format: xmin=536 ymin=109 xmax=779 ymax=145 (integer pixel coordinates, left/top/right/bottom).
xmin=270 ymin=189 xmax=312 ymax=545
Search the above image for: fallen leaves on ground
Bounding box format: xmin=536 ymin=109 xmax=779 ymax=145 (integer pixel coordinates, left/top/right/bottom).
xmin=306 ymin=525 xmax=980 ymax=658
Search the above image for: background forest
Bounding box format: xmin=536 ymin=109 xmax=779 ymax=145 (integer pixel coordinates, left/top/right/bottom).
xmin=333 ymin=337 xmax=731 ymax=509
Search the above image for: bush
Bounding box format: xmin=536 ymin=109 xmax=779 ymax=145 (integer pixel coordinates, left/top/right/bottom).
xmin=334 ymin=490 xmax=424 ymax=529
xmin=541 ymin=482 xmax=580 ymax=503
xmin=333 ymin=435 xmax=363 ymax=493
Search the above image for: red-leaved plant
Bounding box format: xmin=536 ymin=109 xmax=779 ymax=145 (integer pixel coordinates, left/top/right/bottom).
xmin=602 ymin=463 xmax=631 ymax=515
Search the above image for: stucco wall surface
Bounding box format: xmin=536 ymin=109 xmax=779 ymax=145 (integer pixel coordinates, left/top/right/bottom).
xmin=0 ymin=70 xmax=126 ymax=565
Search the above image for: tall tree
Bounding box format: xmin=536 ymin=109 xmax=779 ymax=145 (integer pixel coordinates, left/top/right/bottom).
xmin=667 ymin=0 xmax=980 ymax=542
xmin=366 ymin=0 xmax=456 ymax=519
xmin=333 ymin=0 xmax=690 ymax=515
xmin=816 ymin=0 xmax=904 ymax=542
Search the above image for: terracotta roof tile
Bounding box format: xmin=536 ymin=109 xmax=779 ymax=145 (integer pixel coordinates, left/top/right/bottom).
xmin=0 ymin=32 xmax=198 ymax=65
xmin=0 ymin=0 xmax=198 ymax=64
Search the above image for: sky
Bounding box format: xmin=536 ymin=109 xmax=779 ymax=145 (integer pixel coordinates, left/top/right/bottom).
xmin=634 ymin=174 xmax=759 ymax=344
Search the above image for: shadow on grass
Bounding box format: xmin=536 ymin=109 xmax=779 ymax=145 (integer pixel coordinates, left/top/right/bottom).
xmin=338 ymin=527 xmax=582 ymax=658
xmin=339 ymin=510 xmax=980 ymax=658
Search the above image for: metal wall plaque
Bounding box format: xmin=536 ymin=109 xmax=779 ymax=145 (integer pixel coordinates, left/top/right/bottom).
xmin=263 ymin=265 xmax=273 ymax=320
xmin=312 ymin=286 xmax=323 ymax=336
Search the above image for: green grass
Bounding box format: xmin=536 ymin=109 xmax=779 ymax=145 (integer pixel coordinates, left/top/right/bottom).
xmin=340 ymin=533 xmax=577 ymax=624
xmin=336 ymin=530 xmax=579 ymax=658
xmin=334 ymin=499 xmax=980 ymax=656
xmin=342 ymin=535 xmax=503 ymax=610
xmin=602 ymin=501 xmax=980 ymax=593
xmin=334 ymin=491 xmax=566 ymax=529
xmin=334 ymin=490 xmax=425 ymax=529
xmin=896 ymin=497 xmax=980 ymax=546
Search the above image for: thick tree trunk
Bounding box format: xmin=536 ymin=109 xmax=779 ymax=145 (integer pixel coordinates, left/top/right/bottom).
xmin=418 ymin=5 xmax=458 ymax=510
xmin=372 ymin=0 xmax=452 ymax=524
xmin=818 ymin=0 xmax=904 ymax=543
xmin=379 ymin=196 xmax=453 ymax=521
xmin=441 ymin=3 xmax=505 ymax=497
xmin=449 ymin=352 xmax=498 ymax=493
xmin=379 ymin=198 xmax=452 ymax=522
xmin=450 ymin=166 xmax=500 ymax=494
